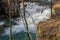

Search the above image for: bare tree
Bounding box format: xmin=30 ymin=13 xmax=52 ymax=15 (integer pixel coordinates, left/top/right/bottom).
xmin=22 ymin=0 xmax=31 ymax=40
xmin=7 ymin=0 xmax=12 ymax=40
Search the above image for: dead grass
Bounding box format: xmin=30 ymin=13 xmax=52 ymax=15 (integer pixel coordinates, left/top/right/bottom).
xmin=37 ymin=17 xmax=60 ymax=40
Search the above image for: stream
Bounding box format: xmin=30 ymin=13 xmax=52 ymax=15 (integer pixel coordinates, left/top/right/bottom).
xmin=0 ymin=2 xmax=51 ymax=40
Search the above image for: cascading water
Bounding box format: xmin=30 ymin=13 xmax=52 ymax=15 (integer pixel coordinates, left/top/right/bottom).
xmin=0 ymin=2 xmax=51 ymax=40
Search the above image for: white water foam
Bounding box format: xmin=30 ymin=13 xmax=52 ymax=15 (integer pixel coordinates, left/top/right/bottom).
xmin=0 ymin=22 xmax=5 ymax=25
xmin=1 ymin=2 xmax=51 ymax=35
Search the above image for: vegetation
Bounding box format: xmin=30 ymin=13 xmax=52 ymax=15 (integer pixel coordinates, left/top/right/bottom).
xmin=37 ymin=0 xmax=60 ymax=40
xmin=0 ymin=0 xmax=20 ymax=19
xmin=37 ymin=17 xmax=60 ymax=40
xmin=22 ymin=0 xmax=31 ymax=40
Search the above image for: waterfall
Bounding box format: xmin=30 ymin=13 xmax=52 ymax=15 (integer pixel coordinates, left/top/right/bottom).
xmin=1 ymin=2 xmax=51 ymax=35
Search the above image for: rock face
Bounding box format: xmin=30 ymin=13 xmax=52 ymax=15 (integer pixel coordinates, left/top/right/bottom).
xmin=37 ymin=17 xmax=60 ymax=40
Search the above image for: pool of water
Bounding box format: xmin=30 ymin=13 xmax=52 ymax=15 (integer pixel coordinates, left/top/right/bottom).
xmin=0 ymin=32 xmax=36 ymax=40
